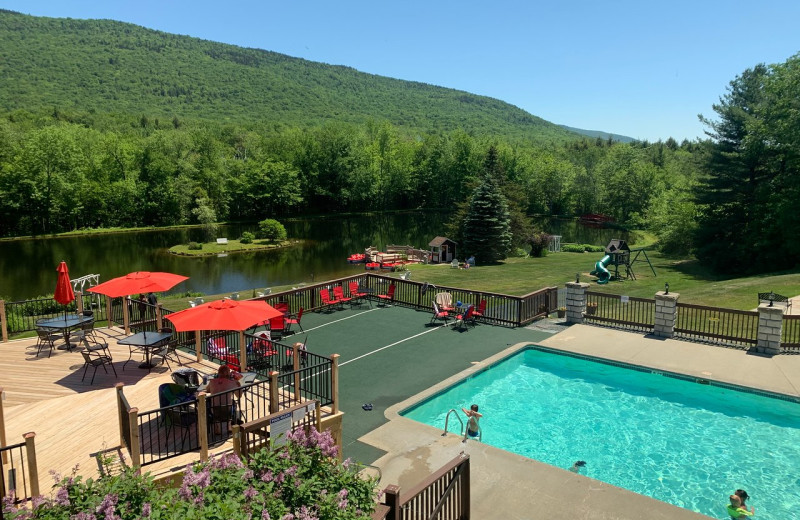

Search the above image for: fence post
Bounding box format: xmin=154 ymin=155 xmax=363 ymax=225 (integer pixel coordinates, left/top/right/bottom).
xmin=461 ymin=455 xmax=471 ymax=519
xmin=128 ymin=408 xmax=140 ymax=468
xmin=76 ymin=291 xmax=84 ymax=315
xmin=123 ymin=296 xmax=131 ymax=335
xmin=115 ymin=383 xmax=125 ymax=447
xmin=269 ymin=371 xmax=279 ymax=414
xmin=383 ymin=485 xmax=401 ymax=520
xmin=0 ymin=300 xmax=7 ymax=342
xmin=0 ymin=387 xmax=6 ymax=464
xmin=565 ymin=282 xmax=589 ymax=324
xmin=106 ymin=297 xmax=113 ymax=330
xmin=196 ymin=333 xmax=203 ymax=363
xmin=232 ymin=424 xmax=242 ymax=458
xmin=293 ymin=343 xmax=301 ymax=404
xmin=331 ymin=354 xmax=340 ymax=414
xmin=197 ymin=392 xmax=209 ymax=461
xmin=23 ymin=432 xmax=39 ymax=498
xmin=654 ymin=291 xmax=679 ymax=338
xmin=757 ymin=304 xmax=784 ymax=355
xmin=240 ymin=331 xmax=248 ymax=374
xmin=156 ymin=303 xmax=163 ymax=330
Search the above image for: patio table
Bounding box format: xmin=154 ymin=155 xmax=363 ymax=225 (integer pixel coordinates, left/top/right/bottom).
xmin=35 ymin=314 xmax=94 ymax=350
xmin=118 ymin=331 xmax=172 ymax=369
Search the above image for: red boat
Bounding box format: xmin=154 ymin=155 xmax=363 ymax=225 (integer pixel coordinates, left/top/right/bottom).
xmin=365 ymin=262 xmax=380 ymax=270
xmin=347 ymin=253 xmax=366 ymax=264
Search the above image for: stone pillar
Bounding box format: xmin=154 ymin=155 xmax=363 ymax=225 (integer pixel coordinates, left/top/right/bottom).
xmin=654 ymin=291 xmax=679 ymax=338
xmin=565 ymin=282 xmax=589 ymax=324
xmin=756 ymin=304 xmax=784 ymax=355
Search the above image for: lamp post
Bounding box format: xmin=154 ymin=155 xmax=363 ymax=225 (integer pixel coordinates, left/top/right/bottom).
xmin=575 ymin=273 xmax=580 ymax=283
xmin=769 ymin=291 xmax=775 ymax=307
xmin=664 ymin=282 xmax=669 ymax=295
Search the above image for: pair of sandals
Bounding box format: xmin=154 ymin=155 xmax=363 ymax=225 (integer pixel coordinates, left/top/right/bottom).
xmin=362 ymin=403 xmax=374 ymax=411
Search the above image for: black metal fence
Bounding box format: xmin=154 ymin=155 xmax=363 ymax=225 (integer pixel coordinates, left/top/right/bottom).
xmin=584 ymin=291 xmax=655 ymax=333
xmin=137 ymin=400 xmax=200 ymax=466
xmin=0 ymin=440 xmax=32 ymax=508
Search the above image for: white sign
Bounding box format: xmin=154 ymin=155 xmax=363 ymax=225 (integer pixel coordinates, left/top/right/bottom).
xmin=270 ymin=412 xmax=293 ymax=447
xmin=621 ymin=295 xmax=629 ymax=303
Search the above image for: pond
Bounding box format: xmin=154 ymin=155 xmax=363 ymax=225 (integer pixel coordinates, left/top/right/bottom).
xmin=0 ymin=214 xmax=629 ymax=300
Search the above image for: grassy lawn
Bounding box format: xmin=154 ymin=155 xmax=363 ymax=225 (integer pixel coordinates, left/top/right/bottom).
xmin=403 ymin=251 xmax=800 ymax=310
xmin=168 ymin=239 xmax=295 ymax=256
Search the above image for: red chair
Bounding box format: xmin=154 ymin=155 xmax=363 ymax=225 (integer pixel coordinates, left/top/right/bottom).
xmin=333 ymin=286 xmax=353 ymax=306
xmin=269 ymin=315 xmax=285 ymax=340
xmin=319 ymin=288 xmax=342 ymax=311
xmin=430 ymin=302 xmax=449 ymax=325
xmin=349 ymin=281 xmax=371 ymax=308
xmin=285 ymin=307 xmax=304 ymax=332
xmin=454 ymin=305 xmax=475 ymax=331
xmin=377 ymin=283 xmax=396 ymax=306
xmin=472 ymin=299 xmax=487 ymax=321
xmin=275 ymin=302 xmax=290 ymax=315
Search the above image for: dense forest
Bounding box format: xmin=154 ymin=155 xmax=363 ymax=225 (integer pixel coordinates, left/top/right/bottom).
xmin=0 ymin=11 xmax=798 ymax=275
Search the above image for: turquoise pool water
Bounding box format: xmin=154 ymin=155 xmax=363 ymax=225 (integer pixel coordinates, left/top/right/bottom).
xmin=401 ymin=348 xmax=800 ymax=519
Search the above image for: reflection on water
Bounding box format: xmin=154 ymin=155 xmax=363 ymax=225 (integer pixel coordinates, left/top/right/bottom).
xmin=0 ymin=214 xmax=628 ymax=300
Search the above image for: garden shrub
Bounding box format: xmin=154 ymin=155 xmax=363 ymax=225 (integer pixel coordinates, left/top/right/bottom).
xmin=2 ymin=427 xmax=378 ymax=520
xmin=561 ymin=244 xmax=586 ymax=253
xmin=240 ymin=232 xmax=255 ymax=244
xmin=188 ymin=242 xmax=203 ymax=250
xmin=527 ymin=232 xmax=552 ymax=258
xmin=585 ymin=244 xmax=605 ymax=252
xmin=257 ymin=219 xmax=287 ymax=242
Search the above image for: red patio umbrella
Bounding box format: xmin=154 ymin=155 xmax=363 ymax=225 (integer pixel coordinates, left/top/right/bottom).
xmin=54 ymin=261 xmax=75 ymax=317
xmin=165 ymin=299 xmax=282 ymax=332
xmin=87 ymin=271 xmax=189 ymax=298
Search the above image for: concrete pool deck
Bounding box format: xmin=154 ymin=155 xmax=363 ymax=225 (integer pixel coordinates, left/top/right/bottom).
xmin=361 ymin=323 xmax=800 ymax=519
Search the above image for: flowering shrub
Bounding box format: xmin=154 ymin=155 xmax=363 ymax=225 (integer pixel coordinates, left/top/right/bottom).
xmin=3 ymin=427 xmax=378 ymax=520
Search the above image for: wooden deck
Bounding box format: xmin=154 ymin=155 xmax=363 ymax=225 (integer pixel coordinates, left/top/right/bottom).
xmin=1 ymin=327 xmax=234 ymax=492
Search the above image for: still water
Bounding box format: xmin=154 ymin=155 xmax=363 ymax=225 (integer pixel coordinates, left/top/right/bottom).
xmin=0 ymin=214 xmax=628 ymax=300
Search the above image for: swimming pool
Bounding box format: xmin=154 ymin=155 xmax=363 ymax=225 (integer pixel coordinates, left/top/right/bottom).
xmin=401 ymin=347 xmax=800 ymax=519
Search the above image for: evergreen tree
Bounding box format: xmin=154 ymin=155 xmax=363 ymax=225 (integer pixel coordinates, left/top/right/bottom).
xmin=462 ymin=170 xmax=512 ymax=264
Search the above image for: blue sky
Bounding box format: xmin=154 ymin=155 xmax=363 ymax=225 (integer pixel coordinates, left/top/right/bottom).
xmin=3 ymin=1 xmax=799 ymax=142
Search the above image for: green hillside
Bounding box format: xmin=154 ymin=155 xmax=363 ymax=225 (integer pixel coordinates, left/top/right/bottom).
xmin=0 ymin=10 xmax=578 ymax=142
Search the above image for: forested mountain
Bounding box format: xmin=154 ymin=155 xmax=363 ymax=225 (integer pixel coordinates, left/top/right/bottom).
xmin=558 ymin=125 xmax=635 ymax=143
xmin=0 ymin=10 xmax=577 ymax=143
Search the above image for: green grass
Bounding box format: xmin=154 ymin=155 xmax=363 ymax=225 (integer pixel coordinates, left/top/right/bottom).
xmin=168 ymin=239 xmax=296 ymax=256
xmin=403 ymin=251 xmax=800 ymax=310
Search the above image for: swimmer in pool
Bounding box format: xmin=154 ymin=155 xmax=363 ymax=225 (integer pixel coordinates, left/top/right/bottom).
xmin=568 ymin=460 xmax=587 ymax=474
xmin=461 ymin=404 xmax=482 ymax=439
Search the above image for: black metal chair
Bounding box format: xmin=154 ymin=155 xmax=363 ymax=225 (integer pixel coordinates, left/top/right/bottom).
xmin=157 ymin=338 xmax=183 ymax=370
xmin=35 ymin=327 xmax=60 ymax=358
xmin=164 ymin=404 xmax=197 ymax=452
xmin=80 ymin=350 xmax=117 ymax=384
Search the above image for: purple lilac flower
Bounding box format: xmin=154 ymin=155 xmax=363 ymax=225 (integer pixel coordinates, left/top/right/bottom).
xmin=295 ymin=505 xmax=319 ymax=520
xmin=73 ymin=513 xmax=98 ymax=520
xmin=280 ymin=514 xmax=294 ymax=520
xmin=285 ymin=465 xmax=298 ymax=477
xmin=337 ymin=499 xmax=348 ymax=510
xmin=244 ymin=469 xmax=254 ymax=479
xmin=275 ymin=471 xmax=285 ymax=484
xmin=212 ymin=452 xmax=244 ymax=470
xmin=55 ymin=487 xmax=70 ymax=506
xmin=95 ymin=493 xmax=119 ymax=520
xmin=261 ymin=509 xmax=271 ymax=520
xmin=261 ymin=470 xmax=274 ymax=483
xmin=336 ymin=489 xmax=348 ymax=500
xmin=342 ymin=458 xmax=352 ymax=469
xmin=244 ymin=486 xmax=258 ymax=500
xmin=141 ymin=503 xmax=152 ymax=517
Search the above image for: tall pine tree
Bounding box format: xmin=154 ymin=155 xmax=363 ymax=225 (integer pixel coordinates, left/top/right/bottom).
xmin=462 ymin=150 xmax=512 ymax=263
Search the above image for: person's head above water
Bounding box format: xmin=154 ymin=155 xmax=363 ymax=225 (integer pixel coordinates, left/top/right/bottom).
xmin=574 ymin=460 xmax=586 ymax=467
xmin=729 ymin=495 xmax=742 ymax=508
xmin=735 ymin=489 xmax=749 ymax=502
xmin=470 ymin=404 xmax=479 ymax=412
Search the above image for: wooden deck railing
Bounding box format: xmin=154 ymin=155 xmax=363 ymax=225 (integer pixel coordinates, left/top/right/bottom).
xmin=0 ymin=433 xmax=39 ymax=507
xmin=373 ymin=454 xmax=470 ymax=520
xmin=675 ymin=303 xmax=758 ymax=347
xmin=584 ymin=291 xmax=655 ymax=333
xmin=233 ymin=401 xmax=321 ymax=460
xmin=780 ymin=315 xmax=800 ymax=352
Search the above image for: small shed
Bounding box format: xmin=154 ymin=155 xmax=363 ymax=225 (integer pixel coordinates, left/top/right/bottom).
xmin=428 ymin=236 xmax=457 ymax=264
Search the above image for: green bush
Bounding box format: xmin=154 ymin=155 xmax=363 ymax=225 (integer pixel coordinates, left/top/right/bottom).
xmin=239 ymin=231 xmax=255 ymax=244
xmin=585 ymin=244 xmax=606 ymax=252
xmin=4 ymin=427 xmax=378 ymax=520
xmin=561 ymin=244 xmax=587 ymax=253
xmin=257 ymin=219 xmax=287 ymax=242
xmin=513 ymin=247 xmax=529 ymax=257
xmin=188 ymin=242 xmax=203 ymax=250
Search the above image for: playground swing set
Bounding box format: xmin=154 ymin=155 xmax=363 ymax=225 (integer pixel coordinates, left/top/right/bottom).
xmin=590 ymin=239 xmax=656 ymax=284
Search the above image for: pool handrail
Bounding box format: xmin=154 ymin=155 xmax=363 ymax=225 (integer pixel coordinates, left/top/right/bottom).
xmin=442 ymin=408 xmax=464 ymax=437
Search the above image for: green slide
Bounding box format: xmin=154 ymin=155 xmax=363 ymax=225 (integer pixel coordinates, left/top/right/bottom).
xmin=591 ymin=254 xmax=612 ymax=284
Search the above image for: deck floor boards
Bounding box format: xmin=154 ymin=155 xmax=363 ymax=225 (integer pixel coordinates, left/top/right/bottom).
xmin=1 ymin=327 xmax=230 ymax=492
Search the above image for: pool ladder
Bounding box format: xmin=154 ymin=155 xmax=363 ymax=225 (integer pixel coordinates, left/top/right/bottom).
xmin=442 ymin=409 xmax=482 ymax=443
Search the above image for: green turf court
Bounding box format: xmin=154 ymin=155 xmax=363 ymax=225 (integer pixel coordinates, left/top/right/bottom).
xmin=283 ymin=302 xmax=555 ymax=464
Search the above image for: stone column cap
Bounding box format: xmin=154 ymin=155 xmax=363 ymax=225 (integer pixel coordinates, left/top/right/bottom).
xmin=655 ymin=291 xmax=679 ymax=301
xmin=758 ymin=303 xmax=785 ymax=315
xmin=566 ymin=282 xmax=590 ymax=289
